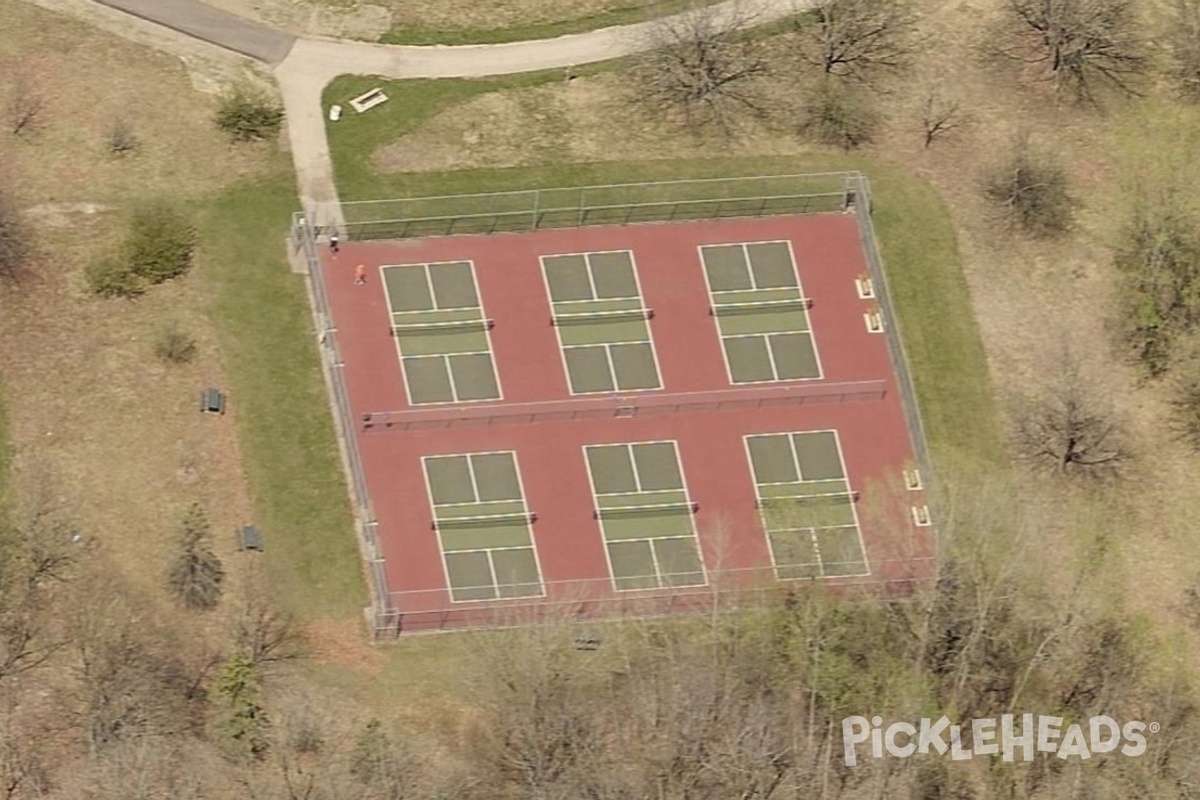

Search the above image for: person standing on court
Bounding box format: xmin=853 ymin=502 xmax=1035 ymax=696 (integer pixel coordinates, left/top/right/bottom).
xmin=330 ymin=233 xmax=340 ymax=255
xmin=355 ymin=264 xmax=366 ymax=286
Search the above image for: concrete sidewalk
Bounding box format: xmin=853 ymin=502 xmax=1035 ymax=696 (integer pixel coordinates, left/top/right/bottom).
xmin=93 ymin=0 xmax=295 ymax=64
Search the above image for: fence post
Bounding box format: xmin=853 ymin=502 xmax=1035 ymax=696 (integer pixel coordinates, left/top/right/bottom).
xmin=578 ymin=187 xmax=586 ymax=227
xmin=532 ymin=189 xmax=540 ymax=231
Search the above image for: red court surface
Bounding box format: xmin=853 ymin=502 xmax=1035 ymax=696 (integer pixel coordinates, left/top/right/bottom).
xmin=320 ymin=213 xmax=936 ymax=631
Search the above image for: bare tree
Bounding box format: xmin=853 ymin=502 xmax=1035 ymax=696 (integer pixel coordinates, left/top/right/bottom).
xmin=1168 ymin=336 xmax=1200 ymax=449
xmin=633 ymin=2 xmax=768 ymax=134
xmin=230 ymin=572 xmax=304 ymax=668
xmin=0 ymin=699 xmax=47 ymax=800
xmin=346 ymin=719 xmax=428 ymax=800
xmin=982 ymin=132 xmax=1073 ymax=237
xmin=916 ymin=78 xmax=968 ymax=148
xmin=0 ymin=182 xmax=25 ymax=283
xmin=0 ymin=486 xmax=74 ymax=684
xmin=999 ymin=0 xmax=1146 ymax=102
xmin=64 ymin=573 xmax=211 ymax=750
xmin=1168 ymin=0 xmax=1200 ymax=101
xmin=1015 ymin=349 xmax=1126 ymax=475
xmin=4 ymin=66 xmax=46 ymax=137
xmin=800 ymin=0 xmax=919 ymax=84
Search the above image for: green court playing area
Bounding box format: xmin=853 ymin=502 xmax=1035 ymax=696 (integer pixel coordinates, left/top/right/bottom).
xmin=584 ymin=441 xmax=706 ymax=590
xmin=541 ymin=251 xmax=662 ymax=394
xmin=701 ymin=241 xmax=822 ymax=383
xmin=423 ymin=451 xmax=543 ymax=601
xmin=382 ymin=261 xmax=502 ymax=404
xmin=745 ymin=431 xmax=867 ymax=579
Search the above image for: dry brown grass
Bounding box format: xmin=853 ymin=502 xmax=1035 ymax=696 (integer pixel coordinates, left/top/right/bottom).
xmin=0 ymin=3 xmax=265 ymax=604
xmin=0 ymin=6 xmax=266 ymax=205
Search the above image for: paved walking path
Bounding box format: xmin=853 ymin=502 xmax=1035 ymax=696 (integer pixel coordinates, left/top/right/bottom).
xmin=93 ymin=0 xmax=295 ymax=64
xmin=71 ymin=0 xmax=802 ymax=228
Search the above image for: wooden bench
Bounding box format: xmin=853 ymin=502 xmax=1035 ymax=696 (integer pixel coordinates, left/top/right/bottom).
xmin=350 ymin=88 xmax=388 ymax=113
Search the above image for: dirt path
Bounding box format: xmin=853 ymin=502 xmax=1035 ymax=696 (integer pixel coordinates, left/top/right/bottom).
xmin=39 ymin=0 xmax=804 ymax=229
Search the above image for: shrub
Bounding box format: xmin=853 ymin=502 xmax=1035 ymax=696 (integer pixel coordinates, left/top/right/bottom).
xmin=214 ymin=653 xmax=270 ymax=761
xmin=215 ymin=86 xmax=284 ymax=143
xmin=1115 ymin=202 xmax=1200 ymax=374
xmin=981 ymin=135 xmax=1073 ymax=237
xmin=85 ymin=256 xmax=144 ymax=298
xmin=154 ymin=322 xmax=197 ymax=364
xmin=126 ymin=203 xmax=196 ymax=283
xmin=87 ymin=203 xmax=197 ymax=297
xmin=106 ymin=119 xmax=139 ymax=156
xmin=799 ymin=82 xmax=878 ymax=150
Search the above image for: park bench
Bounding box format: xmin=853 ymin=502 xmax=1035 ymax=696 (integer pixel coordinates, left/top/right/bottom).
xmin=350 ymin=88 xmax=388 ymax=113
xmin=200 ymin=387 xmax=226 ymax=415
xmin=237 ymin=525 xmax=263 ymax=552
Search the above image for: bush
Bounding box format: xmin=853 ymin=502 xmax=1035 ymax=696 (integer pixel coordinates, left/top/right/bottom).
xmin=799 ymin=82 xmax=878 ymax=150
xmin=1115 ymin=201 xmax=1200 ymax=374
xmin=154 ymin=322 xmax=197 ymax=364
xmin=126 ymin=203 xmax=196 ymax=283
xmin=85 ymin=255 xmax=144 ymax=298
xmin=87 ymin=203 xmax=197 ymax=297
xmin=215 ymin=86 xmax=284 ymax=143
xmin=981 ymin=135 xmax=1073 ymax=237
xmin=106 ymin=119 xmax=139 ymax=156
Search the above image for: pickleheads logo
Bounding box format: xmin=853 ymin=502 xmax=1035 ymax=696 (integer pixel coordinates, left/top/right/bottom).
xmin=841 ymin=714 xmax=1158 ymax=766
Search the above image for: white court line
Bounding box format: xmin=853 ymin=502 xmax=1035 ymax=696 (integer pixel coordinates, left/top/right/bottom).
xmin=421 ymin=450 xmax=547 ymax=603
xmin=540 ymin=250 xmax=662 ymax=396
xmin=741 ymin=430 xmax=869 ymax=580
xmin=582 ymin=440 xmax=708 ymax=591
xmin=698 ymin=240 xmax=826 ymax=385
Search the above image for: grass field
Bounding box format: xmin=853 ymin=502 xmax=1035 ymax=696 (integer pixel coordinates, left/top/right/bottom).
xmin=197 ymin=167 xmax=367 ymax=620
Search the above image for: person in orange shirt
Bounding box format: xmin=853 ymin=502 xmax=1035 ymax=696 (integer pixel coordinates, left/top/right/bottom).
xmin=355 ymin=264 xmax=366 ymax=286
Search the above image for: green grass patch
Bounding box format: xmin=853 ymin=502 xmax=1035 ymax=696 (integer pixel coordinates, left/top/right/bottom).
xmin=378 ymin=0 xmax=723 ymax=45
xmin=196 ymin=160 xmax=366 ymax=621
xmin=325 ymin=71 xmax=608 ymax=200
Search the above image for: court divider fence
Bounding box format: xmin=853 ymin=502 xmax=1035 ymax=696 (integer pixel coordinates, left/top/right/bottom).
xmin=292 ymin=169 xmax=937 ymax=637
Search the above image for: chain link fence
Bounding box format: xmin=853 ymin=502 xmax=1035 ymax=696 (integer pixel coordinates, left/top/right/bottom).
xmin=292 ymin=169 xmax=936 ymax=636
xmin=339 ymin=172 xmax=858 ymax=240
